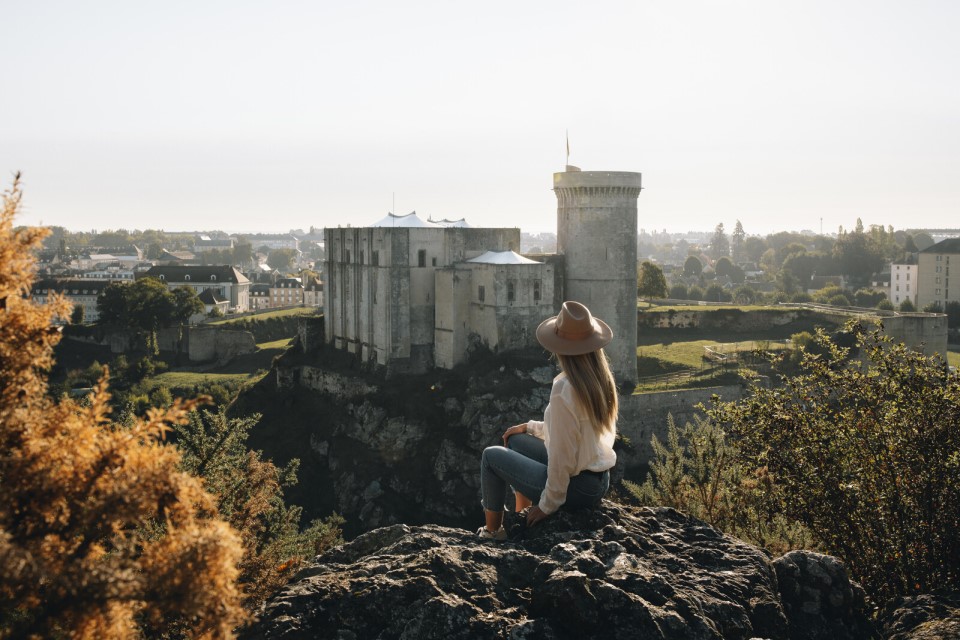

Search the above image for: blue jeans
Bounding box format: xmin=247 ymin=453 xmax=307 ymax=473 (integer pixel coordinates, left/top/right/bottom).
xmin=480 ymin=433 xmax=609 ymax=513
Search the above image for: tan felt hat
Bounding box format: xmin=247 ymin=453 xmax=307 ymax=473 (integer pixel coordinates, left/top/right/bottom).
xmin=536 ymin=301 xmax=613 ymax=356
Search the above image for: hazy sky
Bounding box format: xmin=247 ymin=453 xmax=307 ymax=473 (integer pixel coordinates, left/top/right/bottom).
xmin=2 ymin=1 xmax=959 ymax=236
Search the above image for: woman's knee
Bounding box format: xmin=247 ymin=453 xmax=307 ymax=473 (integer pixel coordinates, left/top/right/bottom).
xmin=481 ymin=445 xmax=509 ymax=468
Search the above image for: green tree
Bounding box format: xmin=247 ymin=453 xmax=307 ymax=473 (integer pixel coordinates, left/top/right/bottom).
xmin=707 ymin=323 xmax=960 ymax=603
xmin=945 ymin=301 xmax=960 ymax=327
xmin=174 ymin=409 xmax=343 ymax=610
xmin=267 ymin=248 xmax=296 ymax=272
xmin=731 ymin=220 xmax=746 ymax=262
xmin=899 ymin=299 xmax=916 ymax=312
xmin=704 ymin=283 xmax=730 ymax=302
xmin=233 ymin=241 xmax=254 ymax=269
xmin=780 ymin=252 xmax=820 ymax=290
xmin=171 ymin=286 xmax=204 ymax=325
xmin=853 ymin=288 xmax=886 ymax=308
xmin=637 ymin=261 xmax=668 ymax=298
xmin=714 ymin=257 xmax=745 ymax=284
xmin=69 ymin=304 xmax=84 ymax=325
xmin=833 ymin=226 xmax=885 ymax=287
xmin=627 ymin=415 xmax=811 ymax=554
xmin=669 ymin=283 xmax=689 ymax=300
xmin=97 ymin=278 xmax=199 ymax=353
xmin=743 ymin=236 xmax=767 ymax=264
xmin=710 ymin=223 xmax=729 ymax=260
xmin=683 ymin=255 xmax=703 ymax=278
xmin=733 ymin=285 xmax=757 ymax=305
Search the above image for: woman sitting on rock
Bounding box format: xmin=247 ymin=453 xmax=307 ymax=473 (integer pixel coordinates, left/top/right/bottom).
xmin=478 ymin=301 xmax=618 ymax=540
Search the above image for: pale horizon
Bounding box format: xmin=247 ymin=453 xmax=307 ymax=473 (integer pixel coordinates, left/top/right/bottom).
xmin=3 ymin=1 xmax=959 ymax=238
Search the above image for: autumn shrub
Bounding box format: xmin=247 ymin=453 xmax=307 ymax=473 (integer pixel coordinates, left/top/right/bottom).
xmin=707 ymin=323 xmax=960 ymax=604
xmin=0 ymin=176 xmax=246 ymax=639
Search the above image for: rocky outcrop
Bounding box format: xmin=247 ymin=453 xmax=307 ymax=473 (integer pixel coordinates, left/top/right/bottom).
xmin=773 ymin=550 xmax=875 ymax=639
xmin=243 ymin=502 xmax=876 ymax=640
xmin=881 ymin=593 xmax=960 ymax=639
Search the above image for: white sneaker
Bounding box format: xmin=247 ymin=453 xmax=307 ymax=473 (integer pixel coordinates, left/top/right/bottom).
xmin=476 ymin=526 xmax=507 ymax=541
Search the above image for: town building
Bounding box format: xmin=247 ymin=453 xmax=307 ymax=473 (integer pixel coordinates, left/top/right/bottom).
xmin=138 ymin=265 xmax=250 ymax=313
xmin=917 ymin=238 xmax=960 ymax=311
xmin=890 ymin=258 xmax=918 ymax=308
xmin=271 ymin=277 xmax=304 ymax=307
xmin=30 ymin=279 xmax=110 ymax=322
xmin=303 ymin=279 xmax=324 ymax=307
xmin=324 ymin=167 xmax=643 ymax=383
xmin=249 ymin=283 xmax=271 ymax=311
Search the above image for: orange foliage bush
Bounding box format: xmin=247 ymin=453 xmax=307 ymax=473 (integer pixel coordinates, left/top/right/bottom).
xmin=0 ymin=175 xmax=246 ymax=639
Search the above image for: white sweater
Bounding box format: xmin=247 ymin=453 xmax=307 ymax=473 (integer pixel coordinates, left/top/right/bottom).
xmin=525 ymin=373 xmax=617 ymax=514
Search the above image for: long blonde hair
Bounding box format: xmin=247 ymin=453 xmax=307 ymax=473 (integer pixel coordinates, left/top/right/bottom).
xmin=557 ymin=349 xmax=618 ymax=435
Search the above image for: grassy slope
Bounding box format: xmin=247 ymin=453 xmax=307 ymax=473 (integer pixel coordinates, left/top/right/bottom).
xmin=209 ymin=307 xmax=317 ymax=325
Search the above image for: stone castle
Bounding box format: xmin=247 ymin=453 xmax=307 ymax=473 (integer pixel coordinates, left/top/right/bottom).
xmin=323 ymin=167 xmax=643 ymax=383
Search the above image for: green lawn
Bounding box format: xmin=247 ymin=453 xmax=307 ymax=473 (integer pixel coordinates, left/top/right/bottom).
xmin=140 ymin=371 xmax=258 ymax=390
xmin=948 ymin=348 xmax=959 ymax=369
xmin=209 ymin=307 xmax=318 ymax=325
xmin=639 ymin=302 xmax=778 ymax=312
xmin=636 ymin=339 xmax=788 ymax=370
xmin=257 ymin=337 xmax=294 ymax=350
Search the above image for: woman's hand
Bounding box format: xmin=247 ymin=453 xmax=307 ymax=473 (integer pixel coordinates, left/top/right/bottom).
xmin=501 ymin=423 xmax=528 ymax=446
xmin=525 ymin=505 xmax=548 ymax=527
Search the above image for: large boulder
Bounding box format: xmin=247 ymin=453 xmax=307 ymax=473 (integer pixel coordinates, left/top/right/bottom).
xmin=245 ymin=502 xmax=818 ymax=639
xmin=881 ymin=593 xmax=960 ymax=639
xmin=773 ymin=550 xmax=876 ymax=639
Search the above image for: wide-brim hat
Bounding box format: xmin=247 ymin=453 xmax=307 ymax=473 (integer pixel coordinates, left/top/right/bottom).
xmin=536 ymin=301 xmax=613 ymax=356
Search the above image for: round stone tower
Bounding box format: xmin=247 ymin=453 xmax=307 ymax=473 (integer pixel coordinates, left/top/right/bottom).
xmin=554 ymin=166 xmax=642 ymax=384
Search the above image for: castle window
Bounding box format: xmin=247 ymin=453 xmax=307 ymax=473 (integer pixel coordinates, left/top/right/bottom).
xmin=418 ymin=250 xmax=426 ymax=268
xmin=346 ymin=250 xmax=351 ymax=263
xmin=372 ymin=251 xmax=380 ymax=266
xmin=534 ymin=280 xmax=541 ymax=302
xmin=432 ymin=257 xmax=437 ymax=267
xmin=507 ymin=281 xmax=515 ymax=303
xmin=360 ymin=251 xmax=365 ymax=264
xmin=906 ymin=273 xmax=910 ymax=280
xmin=478 ymin=285 xmax=485 ymax=302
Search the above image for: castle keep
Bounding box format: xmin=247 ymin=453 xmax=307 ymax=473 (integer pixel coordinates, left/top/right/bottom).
xmin=324 ymin=167 xmax=643 ymax=382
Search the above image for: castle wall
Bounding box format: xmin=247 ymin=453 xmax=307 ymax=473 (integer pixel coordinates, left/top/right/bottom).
xmin=434 ymin=267 xmax=472 ymax=369
xmin=555 ymin=170 xmax=642 ymax=384
xmin=325 ymin=225 xmax=523 ymax=374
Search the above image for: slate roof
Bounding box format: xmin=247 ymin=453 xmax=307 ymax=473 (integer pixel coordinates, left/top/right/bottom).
xmin=31 ymin=279 xmax=110 ymax=295
xmin=198 ymin=288 xmax=227 ymax=304
xmin=920 ymin=238 xmax=960 ymax=254
xmin=139 ymin=265 xmax=250 ymax=284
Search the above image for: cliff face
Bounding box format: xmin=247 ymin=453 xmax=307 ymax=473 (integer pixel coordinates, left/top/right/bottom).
xmin=236 ymin=345 xmax=559 ymax=536
xmin=243 ymin=502 xmax=877 ymax=640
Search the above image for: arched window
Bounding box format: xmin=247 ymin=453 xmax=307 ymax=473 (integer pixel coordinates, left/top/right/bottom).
xmin=159 ymin=275 xmax=165 ymax=281
xmin=184 ymin=275 xmax=191 ymax=281
xmin=211 ymin=275 xmax=217 ymax=281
